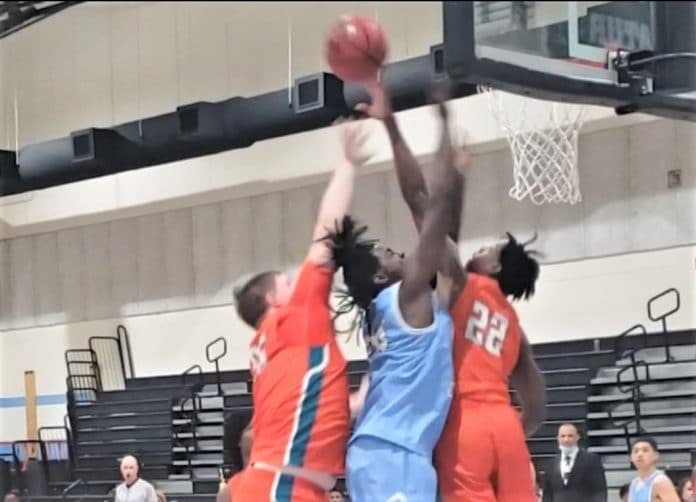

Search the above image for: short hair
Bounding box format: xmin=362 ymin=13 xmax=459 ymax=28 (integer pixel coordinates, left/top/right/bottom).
xmin=3 ymin=493 xmax=20 ymax=502
xmin=328 ymin=216 xmax=382 ymax=313
xmin=495 ymin=232 xmax=540 ymax=300
xmin=632 ymin=437 xmax=659 ymax=452
xmin=234 ymin=271 xmax=279 ymax=328
xmin=619 ymin=483 xmax=630 ymax=498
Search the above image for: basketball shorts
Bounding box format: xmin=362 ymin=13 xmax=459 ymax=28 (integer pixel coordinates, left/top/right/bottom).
xmin=347 ymin=436 xmax=438 ymax=502
xmin=434 ymin=400 xmax=536 ymax=502
xmin=228 ymin=466 xmax=326 ymax=502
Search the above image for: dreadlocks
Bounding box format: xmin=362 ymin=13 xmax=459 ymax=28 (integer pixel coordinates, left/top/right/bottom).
xmin=323 ymin=215 xmax=387 ymax=338
xmin=495 ymin=233 xmax=540 ymax=300
xmin=327 ymin=216 xmax=382 ymax=311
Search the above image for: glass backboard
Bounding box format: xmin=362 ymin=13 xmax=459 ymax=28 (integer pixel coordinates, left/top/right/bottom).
xmin=443 ymin=1 xmax=696 ymax=121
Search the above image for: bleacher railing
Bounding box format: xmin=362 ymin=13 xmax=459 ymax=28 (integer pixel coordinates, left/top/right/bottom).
xmin=647 ymin=288 xmax=680 ymax=362
xmin=117 ymin=324 xmax=136 ymax=379
xmin=609 ymin=287 xmax=682 ymax=466
xmin=62 ymin=478 xmax=84 ymax=500
xmin=64 ymin=325 xmax=136 ymax=404
xmin=65 ymin=349 xmax=100 ymax=403
xmin=175 ymin=365 xmax=205 ymax=479
xmin=206 ymin=337 xmax=228 ymax=396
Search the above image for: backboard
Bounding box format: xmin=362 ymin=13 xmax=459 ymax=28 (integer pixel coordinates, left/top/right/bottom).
xmin=443 ymin=1 xmax=696 ymax=121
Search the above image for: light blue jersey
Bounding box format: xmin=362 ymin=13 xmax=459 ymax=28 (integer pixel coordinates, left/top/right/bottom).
xmin=350 ymin=281 xmax=454 ymax=456
xmin=629 ymin=470 xmax=664 ymax=502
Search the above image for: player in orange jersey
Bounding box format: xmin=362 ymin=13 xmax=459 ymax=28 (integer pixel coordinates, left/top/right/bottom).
xmin=228 ymin=120 xmax=373 ymax=502
xmin=357 ymin=79 xmax=547 ymax=502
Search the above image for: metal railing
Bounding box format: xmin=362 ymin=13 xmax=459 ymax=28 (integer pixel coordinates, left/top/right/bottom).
xmin=65 ymin=349 xmax=100 ymax=403
xmin=606 ymin=288 xmax=682 ymax=463
xmin=64 ymin=325 xmax=136 ymax=404
xmin=37 ymin=427 xmax=69 ymax=461
xmin=63 ymin=414 xmax=75 ymax=477
xmin=12 ymin=440 xmax=48 ymax=495
xmin=62 ymin=478 xmax=84 ymax=500
xmin=117 ymin=325 xmax=136 ymax=379
xmin=88 ymin=337 xmax=127 ymax=391
xmin=88 ymin=325 xmax=135 ymax=392
xmin=607 ymin=415 xmax=645 ymax=469
xmin=206 ymin=337 xmax=227 ymax=396
xmin=647 ymin=288 xmax=680 ymax=362
xmin=174 ymin=365 xmax=205 ymax=479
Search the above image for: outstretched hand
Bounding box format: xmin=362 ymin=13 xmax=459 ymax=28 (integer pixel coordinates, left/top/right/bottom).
xmin=338 ymin=118 xmax=374 ymax=167
xmin=431 ymin=77 xmax=454 ymax=119
xmin=354 ymin=77 xmax=392 ymax=121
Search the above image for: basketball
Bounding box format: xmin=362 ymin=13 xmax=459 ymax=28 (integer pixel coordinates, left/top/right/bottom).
xmin=326 ymin=14 xmax=388 ymax=83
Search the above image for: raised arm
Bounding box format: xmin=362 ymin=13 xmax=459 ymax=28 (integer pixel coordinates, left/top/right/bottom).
xmin=358 ymin=80 xmax=467 ymax=293
xmin=307 ymin=121 xmax=373 ymax=265
xmin=357 ymin=80 xmax=466 ymax=242
xmin=509 ymin=331 xmax=547 ymax=436
xmin=398 ymin=98 xmax=462 ymax=328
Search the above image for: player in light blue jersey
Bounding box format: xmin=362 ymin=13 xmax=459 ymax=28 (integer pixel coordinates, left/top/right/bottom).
xmin=628 ymin=438 xmax=680 ymax=502
xmin=327 ymin=88 xmax=465 ymax=502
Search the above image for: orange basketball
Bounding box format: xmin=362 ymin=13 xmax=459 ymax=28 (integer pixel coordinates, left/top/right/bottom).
xmin=326 ymin=14 xmax=388 ymax=83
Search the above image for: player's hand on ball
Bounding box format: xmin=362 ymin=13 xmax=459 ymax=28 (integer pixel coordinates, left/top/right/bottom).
xmin=338 ymin=119 xmax=374 ymax=167
xmin=355 ymin=76 xmax=392 ymax=121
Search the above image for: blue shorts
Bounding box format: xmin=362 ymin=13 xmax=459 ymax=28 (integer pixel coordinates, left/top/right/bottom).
xmin=346 ymin=436 xmax=438 ymax=502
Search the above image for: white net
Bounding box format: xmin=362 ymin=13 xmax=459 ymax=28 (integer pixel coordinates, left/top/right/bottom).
xmin=478 ymin=86 xmax=585 ymax=205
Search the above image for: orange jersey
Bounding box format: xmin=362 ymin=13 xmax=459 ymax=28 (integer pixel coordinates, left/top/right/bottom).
xmin=450 ymin=273 xmax=521 ymax=403
xmin=247 ymin=260 xmax=350 ymax=477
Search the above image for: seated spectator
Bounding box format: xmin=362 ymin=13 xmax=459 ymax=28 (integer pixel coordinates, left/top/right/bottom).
xmin=3 ymin=492 xmax=19 ymax=502
xmin=678 ymin=477 xmax=694 ymax=502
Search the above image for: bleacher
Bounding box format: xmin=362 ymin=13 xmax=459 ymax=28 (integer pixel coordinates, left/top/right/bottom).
xmin=3 ymin=290 xmax=693 ymax=502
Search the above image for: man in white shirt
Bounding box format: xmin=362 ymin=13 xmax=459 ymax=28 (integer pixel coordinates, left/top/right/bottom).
xmin=114 ymin=455 xmax=157 ymax=502
xmin=542 ymin=423 xmax=607 ymax=502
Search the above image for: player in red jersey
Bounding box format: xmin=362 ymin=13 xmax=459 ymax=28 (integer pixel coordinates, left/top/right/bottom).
xmin=357 ymin=79 xmax=547 ymax=502
xmin=228 ymin=120 xmax=373 ymax=502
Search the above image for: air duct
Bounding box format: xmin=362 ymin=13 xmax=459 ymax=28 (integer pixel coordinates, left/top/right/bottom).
xmin=3 ymin=50 xmax=476 ymax=196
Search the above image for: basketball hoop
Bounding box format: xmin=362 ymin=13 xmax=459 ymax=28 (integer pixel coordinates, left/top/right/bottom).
xmin=478 ymin=86 xmax=585 ymax=205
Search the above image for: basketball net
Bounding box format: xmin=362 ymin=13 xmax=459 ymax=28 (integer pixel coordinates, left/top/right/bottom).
xmin=477 ymin=86 xmax=585 ymax=205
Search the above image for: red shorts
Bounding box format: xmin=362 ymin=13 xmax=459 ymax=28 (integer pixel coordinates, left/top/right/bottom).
xmin=435 ymin=400 xmax=536 ymax=502
xmin=228 ymin=467 xmax=327 ymax=502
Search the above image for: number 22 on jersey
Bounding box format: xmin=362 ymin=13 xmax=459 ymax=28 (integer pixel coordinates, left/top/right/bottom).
xmin=464 ymin=300 xmax=509 ymax=357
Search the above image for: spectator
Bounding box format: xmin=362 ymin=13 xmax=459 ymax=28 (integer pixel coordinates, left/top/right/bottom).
xmin=222 ymin=412 xmax=252 ymax=473
xmin=327 ymin=488 xmax=345 ymax=502
xmin=619 ymin=483 xmax=630 ymax=502
xmin=3 ymin=492 xmax=19 ymax=502
xmin=542 ymin=423 xmax=607 ymax=502
xmin=114 ymin=455 xmax=157 ymax=502
xmin=627 ymin=437 xmax=680 ymax=502
xmin=678 ymin=477 xmax=694 ymax=502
